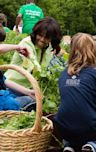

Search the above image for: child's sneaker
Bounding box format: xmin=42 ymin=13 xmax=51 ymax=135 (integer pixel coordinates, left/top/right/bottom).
xmin=63 ymin=139 xmax=75 ymax=152
xmin=63 ymin=146 xmax=75 ymax=152
xmin=82 ymin=143 xmax=96 ymax=152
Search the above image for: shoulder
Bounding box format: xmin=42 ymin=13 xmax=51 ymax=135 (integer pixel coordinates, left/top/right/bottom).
xmin=60 ymin=68 xmax=67 ymax=77
xmin=19 ymin=36 xmax=31 ymax=44
xmin=81 ymin=67 xmax=96 ymax=75
xmin=79 ymin=67 xmax=96 ymax=82
xmin=34 ymin=4 xmax=43 ymax=11
xmin=19 ymin=36 xmax=35 ymax=53
xmin=19 ymin=4 xmax=26 ymax=9
xmin=18 ymin=5 xmax=26 ymax=12
xmin=89 ymin=67 xmax=96 ymax=77
xmin=4 ymin=27 xmax=11 ymax=32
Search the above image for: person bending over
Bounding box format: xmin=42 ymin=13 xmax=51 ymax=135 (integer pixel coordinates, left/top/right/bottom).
xmin=52 ymin=33 xmax=96 ymax=152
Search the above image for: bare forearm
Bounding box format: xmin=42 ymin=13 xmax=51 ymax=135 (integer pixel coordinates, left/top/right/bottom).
xmin=16 ymin=15 xmax=22 ymax=29
xmin=0 ymin=44 xmax=20 ymax=54
xmin=0 ymin=44 xmax=29 ymax=57
xmin=5 ymin=80 xmax=35 ymax=99
xmin=5 ymin=80 xmax=30 ymax=94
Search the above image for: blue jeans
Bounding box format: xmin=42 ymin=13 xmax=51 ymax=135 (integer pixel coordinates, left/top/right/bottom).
xmin=0 ymin=89 xmax=20 ymax=110
xmin=0 ymin=89 xmax=36 ymax=111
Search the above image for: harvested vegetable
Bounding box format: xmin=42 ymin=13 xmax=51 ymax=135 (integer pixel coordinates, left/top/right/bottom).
xmin=0 ymin=111 xmax=46 ymax=130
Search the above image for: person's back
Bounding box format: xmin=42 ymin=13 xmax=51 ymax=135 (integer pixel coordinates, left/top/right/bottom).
xmin=16 ymin=0 xmax=44 ymax=34
xmin=53 ymin=33 xmax=96 ymax=152
xmin=56 ymin=67 xmax=96 ymax=133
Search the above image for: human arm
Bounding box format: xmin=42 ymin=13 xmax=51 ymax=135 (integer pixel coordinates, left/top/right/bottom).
xmin=16 ymin=14 xmax=22 ymax=33
xmin=4 ymin=37 xmax=40 ymax=87
xmin=5 ymin=79 xmax=36 ymax=99
xmin=0 ymin=44 xmax=29 ymax=57
xmin=16 ymin=5 xmax=23 ymax=33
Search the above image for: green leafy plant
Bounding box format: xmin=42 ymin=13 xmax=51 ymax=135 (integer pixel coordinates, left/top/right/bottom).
xmin=33 ymin=65 xmax=65 ymax=114
xmin=0 ymin=111 xmax=46 ymax=130
xmin=0 ymin=111 xmax=35 ymax=130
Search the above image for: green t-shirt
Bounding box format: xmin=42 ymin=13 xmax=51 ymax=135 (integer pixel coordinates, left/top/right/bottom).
xmin=4 ymin=27 xmax=11 ymax=33
xmin=18 ymin=3 xmax=44 ymax=34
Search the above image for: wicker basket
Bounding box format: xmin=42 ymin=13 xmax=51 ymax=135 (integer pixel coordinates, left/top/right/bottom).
xmin=0 ymin=64 xmax=53 ymax=152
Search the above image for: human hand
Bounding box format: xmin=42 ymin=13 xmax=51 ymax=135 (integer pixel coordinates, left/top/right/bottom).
xmin=26 ymin=89 xmax=36 ymax=100
xmin=15 ymin=28 xmax=20 ymax=34
xmin=16 ymin=46 xmax=29 ymax=57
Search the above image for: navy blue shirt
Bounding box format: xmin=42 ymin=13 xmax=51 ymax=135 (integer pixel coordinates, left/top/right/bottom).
xmin=54 ymin=67 xmax=96 ymax=136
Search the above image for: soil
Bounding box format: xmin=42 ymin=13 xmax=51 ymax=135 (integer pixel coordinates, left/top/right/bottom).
xmin=45 ymin=114 xmax=64 ymax=152
xmin=46 ymin=147 xmax=63 ymax=152
xmin=46 ymin=135 xmax=63 ymax=152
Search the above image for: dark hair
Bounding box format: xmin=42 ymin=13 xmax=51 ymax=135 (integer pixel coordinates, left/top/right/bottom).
xmin=0 ymin=13 xmax=7 ymax=26
xmin=0 ymin=27 xmax=6 ymax=42
xmin=30 ymin=17 xmax=62 ymax=54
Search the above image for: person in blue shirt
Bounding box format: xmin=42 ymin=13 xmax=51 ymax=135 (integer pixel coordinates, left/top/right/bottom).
xmin=0 ymin=44 xmax=36 ymax=111
xmin=52 ymin=33 xmax=96 ymax=152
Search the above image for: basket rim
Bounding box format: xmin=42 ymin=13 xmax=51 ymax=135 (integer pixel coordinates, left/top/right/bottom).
xmin=0 ymin=64 xmax=53 ymax=133
xmin=0 ymin=111 xmax=53 ymax=136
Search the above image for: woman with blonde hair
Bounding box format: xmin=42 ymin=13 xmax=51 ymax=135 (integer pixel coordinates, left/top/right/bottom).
xmin=52 ymin=33 xmax=96 ymax=152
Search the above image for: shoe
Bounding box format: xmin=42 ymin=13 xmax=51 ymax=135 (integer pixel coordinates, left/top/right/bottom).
xmin=82 ymin=143 xmax=96 ymax=152
xmin=21 ymin=102 xmax=36 ymax=112
xmin=63 ymin=146 xmax=75 ymax=152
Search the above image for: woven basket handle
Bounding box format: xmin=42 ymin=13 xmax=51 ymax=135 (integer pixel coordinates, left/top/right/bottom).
xmin=0 ymin=64 xmax=43 ymax=132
